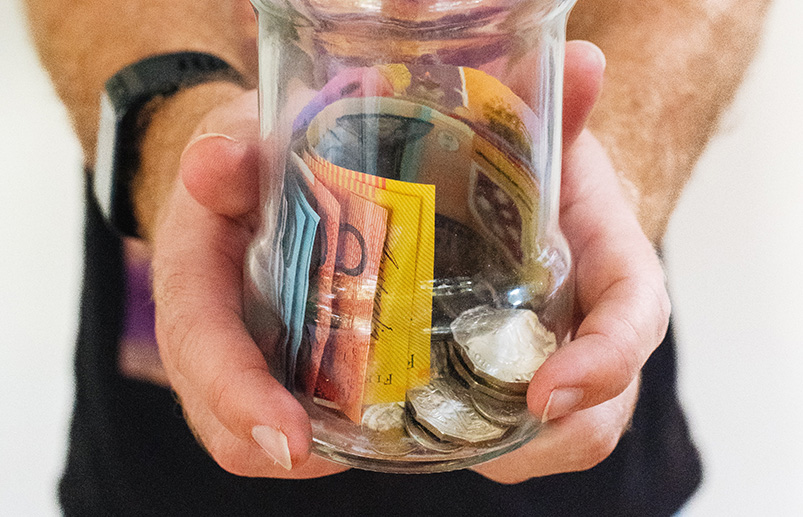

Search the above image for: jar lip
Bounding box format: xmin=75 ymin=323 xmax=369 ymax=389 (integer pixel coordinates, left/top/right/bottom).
xmin=251 ymin=0 xmax=576 ymax=30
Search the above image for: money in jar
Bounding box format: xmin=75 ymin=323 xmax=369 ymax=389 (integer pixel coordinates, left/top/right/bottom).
xmin=245 ymin=0 xmax=578 ymax=473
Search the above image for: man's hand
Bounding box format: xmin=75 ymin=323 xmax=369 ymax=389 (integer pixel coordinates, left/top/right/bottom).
xmin=473 ymin=128 xmax=670 ymax=482
xmin=150 ymin=91 xmax=347 ymax=479
xmin=473 ymin=45 xmax=671 ymax=482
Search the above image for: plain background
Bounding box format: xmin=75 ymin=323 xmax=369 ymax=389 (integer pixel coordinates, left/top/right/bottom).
xmin=1 ymin=1 xmax=801 ymax=515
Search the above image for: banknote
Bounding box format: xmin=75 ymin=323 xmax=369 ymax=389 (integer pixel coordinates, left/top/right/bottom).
xmin=304 ymin=153 xmax=432 ymax=404
xmin=281 ymin=172 xmax=320 ymax=391
xmin=309 ymin=95 xmax=543 ymax=270
xmin=288 ymin=153 xmax=342 ymax=396
xmin=304 ymin=152 xmax=435 ymax=393
xmin=375 ymin=64 xmax=539 ymax=164
xmin=313 ymin=184 xmax=388 ymax=423
xmin=305 ymin=96 xmax=435 ymax=183
xmin=292 ymin=67 xmax=395 ymax=134
xmin=296 ymin=66 xmax=547 ymax=417
xmin=459 ymin=66 xmax=539 ymax=163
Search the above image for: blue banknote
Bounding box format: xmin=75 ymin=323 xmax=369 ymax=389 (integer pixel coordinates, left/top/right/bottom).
xmin=280 ymin=171 xmax=320 ymax=391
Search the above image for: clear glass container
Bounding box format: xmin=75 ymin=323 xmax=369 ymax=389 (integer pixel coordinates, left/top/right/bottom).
xmin=246 ymin=0 xmax=576 ymax=473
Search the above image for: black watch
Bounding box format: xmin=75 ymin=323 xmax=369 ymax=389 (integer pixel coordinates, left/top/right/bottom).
xmin=93 ymin=52 xmax=244 ymax=238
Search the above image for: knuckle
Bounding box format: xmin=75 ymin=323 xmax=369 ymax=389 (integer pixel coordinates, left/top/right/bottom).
xmin=207 ymin=370 xmax=235 ymax=420
xmin=152 ymin=270 xmax=206 ymax=374
xmin=598 ymin=323 xmax=641 ymax=385
xmin=152 ymin=266 xmax=196 ymax=311
xmin=650 ymin=281 xmax=672 ymax=336
xmin=161 ymin=311 xmax=204 ymax=375
xmin=637 ymin=266 xmax=672 ymax=342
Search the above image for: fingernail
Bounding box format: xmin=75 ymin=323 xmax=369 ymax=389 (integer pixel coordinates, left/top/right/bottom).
xmin=579 ymin=40 xmax=606 ymax=71
xmin=180 ymin=133 xmax=238 ymax=162
xmin=592 ymin=44 xmax=606 ymax=71
xmin=541 ymin=388 xmax=584 ymax=423
xmin=251 ymin=425 xmax=292 ymax=470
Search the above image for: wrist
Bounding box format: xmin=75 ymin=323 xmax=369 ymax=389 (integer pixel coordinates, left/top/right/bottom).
xmin=133 ymin=81 xmax=246 ymax=241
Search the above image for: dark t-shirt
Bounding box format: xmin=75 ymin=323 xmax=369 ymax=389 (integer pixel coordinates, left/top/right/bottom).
xmin=59 ymin=184 xmax=702 ymax=516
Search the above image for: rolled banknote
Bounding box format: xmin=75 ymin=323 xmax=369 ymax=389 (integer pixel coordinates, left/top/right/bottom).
xmin=314 ymin=183 xmax=388 ymax=423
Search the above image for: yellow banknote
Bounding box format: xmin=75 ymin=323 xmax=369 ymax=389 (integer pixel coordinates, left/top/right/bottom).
xmin=305 ymin=153 xmax=435 ymax=404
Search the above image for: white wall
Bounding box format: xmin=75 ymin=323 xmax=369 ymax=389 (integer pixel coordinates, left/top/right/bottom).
xmin=1 ymin=0 xmax=801 ymax=514
xmin=0 ymin=1 xmax=83 ymax=515
xmin=664 ymin=1 xmax=803 ymax=514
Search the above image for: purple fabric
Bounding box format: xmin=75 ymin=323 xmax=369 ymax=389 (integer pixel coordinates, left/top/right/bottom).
xmin=123 ymin=259 xmax=157 ymax=346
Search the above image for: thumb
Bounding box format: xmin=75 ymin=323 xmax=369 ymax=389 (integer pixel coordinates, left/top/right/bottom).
xmin=562 ymin=40 xmax=606 ymax=146
xmin=508 ymin=40 xmax=605 ymax=148
xmin=180 ymin=133 xmax=260 ymax=218
xmin=153 ymin=178 xmax=314 ymax=473
xmin=180 ymin=89 xmax=261 ymax=218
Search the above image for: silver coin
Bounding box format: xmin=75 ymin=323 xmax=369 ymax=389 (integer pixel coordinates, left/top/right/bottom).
xmin=470 ymin=389 xmax=532 ymax=427
xmin=447 ymin=342 xmax=527 ymax=403
xmin=403 ymin=410 xmax=465 ymax=453
xmin=361 ymin=403 xmax=406 ymax=432
xmin=406 ymin=379 xmax=507 ymax=444
xmin=360 ymin=403 xmax=418 ymax=456
xmin=450 ymin=307 xmax=556 ymax=389
xmin=451 ymin=341 xmax=530 ymax=395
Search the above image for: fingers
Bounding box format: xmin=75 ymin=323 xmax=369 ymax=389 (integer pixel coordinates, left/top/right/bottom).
xmin=474 ymin=375 xmax=640 ymax=482
xmin=180 ymin=90 xmax=261 ymax=218
xmin=509 ymin=40 xmax=605 ymax=148
xmin=154 ymin=195 xmax=312 ymax=468
xmin=173 ymin=371 xmax=347 ymax=479
xmin=527 ymin=131 xmax=670 ymax=422
xmin=153 ymin=133 xmax=311 ymax=475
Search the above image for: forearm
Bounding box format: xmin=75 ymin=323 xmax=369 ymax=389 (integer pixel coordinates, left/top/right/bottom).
xmin=24 ymin=0 xmax=257 ymax=238
xmin=26 ymin=0 xmax=770 ymax=242
xmin=568 ymin=0 xmax=771 ymax=243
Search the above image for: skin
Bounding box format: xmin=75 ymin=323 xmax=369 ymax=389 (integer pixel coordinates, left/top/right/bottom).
xmin=24 ymin=0 xmax=771 ymax=482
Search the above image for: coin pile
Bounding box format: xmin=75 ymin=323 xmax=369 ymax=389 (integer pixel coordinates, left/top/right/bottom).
xmin=397 ymin=356 xmax=531 ymax=453
xmin=398 ymin=307 xmax=556 ymax=453
xmin=361 ymin=307 xmax=556 ymax=454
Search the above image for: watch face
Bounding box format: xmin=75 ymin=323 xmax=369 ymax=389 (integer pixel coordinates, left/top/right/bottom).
xmin=94 ymin=92 xmax=118 ymax=221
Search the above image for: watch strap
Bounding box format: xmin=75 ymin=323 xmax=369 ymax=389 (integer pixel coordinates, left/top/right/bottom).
xmin=95 ymin=52 xmax=244 ymax=238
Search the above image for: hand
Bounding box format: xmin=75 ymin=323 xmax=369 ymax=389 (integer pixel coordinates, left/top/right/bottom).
xmin=472 ymin=44 xmax=671 ymax=483
xmin=150 ymin=89 xmax=347 ymax=479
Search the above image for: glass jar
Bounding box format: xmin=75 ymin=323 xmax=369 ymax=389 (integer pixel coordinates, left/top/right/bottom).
xmin=246 ymin=0 xmax=576 ymax=473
